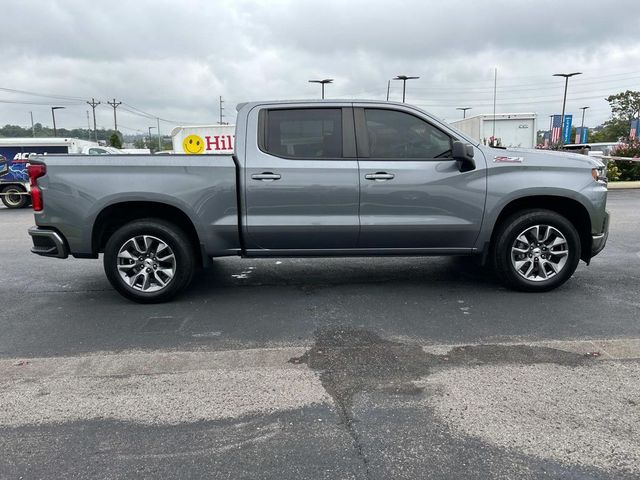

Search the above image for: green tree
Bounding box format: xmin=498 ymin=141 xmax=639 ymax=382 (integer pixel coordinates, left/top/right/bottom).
xmin=605 ymin=90 xmax=640 ymax=122
xmin=109 ymin=132 xmax=123 ymax=149
xmin=133 ymin=138 xmax=146 ymax=149
xmin=589 ymin=118 xmax=630 ymax=143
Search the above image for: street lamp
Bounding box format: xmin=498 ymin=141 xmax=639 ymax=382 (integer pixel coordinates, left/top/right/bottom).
xmin=148 ymin=126 xmax=156 ymax=149
xmin=579 ymin=106 xmax=590 ymax=144
xmin=308 ymin=79 xmax=333 ymax=99
xmin=552 ymin=72 xmax=582 ymax=146
xmin=456 ymin=107 xmax=472 ymax=119
xmin=51 ymin=106 xmax=65 ymax=137
xmin=393 ymin=75 xmax=420 ymax=103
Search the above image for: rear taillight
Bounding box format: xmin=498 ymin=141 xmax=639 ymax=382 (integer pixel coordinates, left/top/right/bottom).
xmin=28 ymin=163 xmax=46 ymax=211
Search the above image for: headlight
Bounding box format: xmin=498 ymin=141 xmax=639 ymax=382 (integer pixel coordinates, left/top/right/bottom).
xmin=592 ymin=167 xmax=607 ymax=183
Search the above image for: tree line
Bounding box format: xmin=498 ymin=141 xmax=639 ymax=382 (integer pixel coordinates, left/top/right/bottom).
xmin=0 ymin=123 xmax=172 ymax=152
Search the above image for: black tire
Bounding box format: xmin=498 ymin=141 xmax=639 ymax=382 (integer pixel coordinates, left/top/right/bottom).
xmin=103 ymin=219 xmax=195 ymax=303
xmin=492 ymin=209 xmax=581 ymax=292
xmin=1 ymin=185 xmax=28 ymax=209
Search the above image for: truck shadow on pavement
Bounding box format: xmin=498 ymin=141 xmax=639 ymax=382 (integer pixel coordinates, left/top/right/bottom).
xmin=186 ymin=256 xmax=503 ymax=298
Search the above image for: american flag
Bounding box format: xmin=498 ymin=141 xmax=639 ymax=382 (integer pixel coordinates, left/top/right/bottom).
xmin=631 ymin=119 xmax=639 ymax=140
xmin=551 ymin=115 xmax=563 ymax=144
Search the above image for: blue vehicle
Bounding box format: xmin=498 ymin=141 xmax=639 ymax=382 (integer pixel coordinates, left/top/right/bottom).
xmin=0 ymin=138 xmax=97 ymax=208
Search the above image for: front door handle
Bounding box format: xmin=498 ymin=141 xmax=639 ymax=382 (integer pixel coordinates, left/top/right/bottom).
xmin=251 ymin=172 xmax=281 ymax=181
xmin=365 ymin=172 xmax=395 ymax=181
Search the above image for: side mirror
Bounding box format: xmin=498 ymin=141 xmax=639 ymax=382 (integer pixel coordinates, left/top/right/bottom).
xmin=452 ymin=141 xmax=476 ymax=172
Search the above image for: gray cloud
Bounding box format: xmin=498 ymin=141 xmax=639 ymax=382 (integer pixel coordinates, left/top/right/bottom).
xmin=1 ymin=0 xmax=639 ymax=134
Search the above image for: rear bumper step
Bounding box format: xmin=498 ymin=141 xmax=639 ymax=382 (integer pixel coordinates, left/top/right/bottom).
xmin=28 ymin=227 xmax=69 ymax=259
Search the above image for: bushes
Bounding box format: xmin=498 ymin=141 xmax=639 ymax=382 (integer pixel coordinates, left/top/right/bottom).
xmin=606 ymin=161 xmax=621 ymax=182
xmin=610 ymin=140 xmax=640 ymax=181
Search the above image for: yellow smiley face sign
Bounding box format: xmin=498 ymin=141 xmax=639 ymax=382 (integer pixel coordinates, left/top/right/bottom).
xmin=182 ymin=134 xmax=205 ymax=154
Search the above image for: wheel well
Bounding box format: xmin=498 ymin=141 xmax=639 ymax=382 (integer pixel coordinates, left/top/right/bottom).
xmin=490 ymin=196 xmax=592 ymax=262
xmin=92 ymin=201 xmax=202 ymax=264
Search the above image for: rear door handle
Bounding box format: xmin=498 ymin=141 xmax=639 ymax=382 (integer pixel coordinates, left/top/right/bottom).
xmin=365 ymin=172 xmax=395 ymax=181
xmin=251 ymin=172 xmax=281 ymax=181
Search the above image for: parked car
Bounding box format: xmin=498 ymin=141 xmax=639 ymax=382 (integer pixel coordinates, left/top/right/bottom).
xmin=27 ymin=100 xmax=609 ymax=302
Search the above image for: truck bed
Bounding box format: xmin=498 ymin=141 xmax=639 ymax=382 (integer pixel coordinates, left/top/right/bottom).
xmin=33 ymin=154 xmax=240 ymax=257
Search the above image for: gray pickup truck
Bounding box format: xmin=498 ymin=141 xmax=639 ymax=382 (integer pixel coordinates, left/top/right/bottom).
xmin=27 ymin=100 xmax=609 ymax=302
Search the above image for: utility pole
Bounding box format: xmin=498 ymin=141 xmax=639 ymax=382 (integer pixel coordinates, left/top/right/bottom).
xmin=386 ymin=80 xmax=390 ymax=101
xmin=107 ymin=98 xmax=122 ymax=132
xmin=30 ymin=112 xmax=35 ymax=137
xmin=219 ymin=96 xmax=225 ymax=125
xmin=86 ymin=111 xmax=91 ymax=139
xmin=86 ymin=98 xmax=101 ymax=142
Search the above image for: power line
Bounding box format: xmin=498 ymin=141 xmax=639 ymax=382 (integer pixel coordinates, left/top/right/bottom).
xmin=0 ymin=86 xmax=85 ymax=101
xmin=0 ymin=99 xmax=82 ymax=106
xmin=120 ymin=102 xmax=196 ymax=125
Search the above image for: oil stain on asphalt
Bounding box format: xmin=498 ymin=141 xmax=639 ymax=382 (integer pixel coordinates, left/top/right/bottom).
xmin=289 ymin=327 xmax=597 ymax=477
xmin=290 ymin=326 xmax=589 ymax=417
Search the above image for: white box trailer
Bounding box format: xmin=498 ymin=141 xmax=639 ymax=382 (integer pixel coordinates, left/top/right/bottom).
xmin=450 ymin=113 xmax=537 ymax=148
xmin=171 ymin=125 xmax=235 ymax=155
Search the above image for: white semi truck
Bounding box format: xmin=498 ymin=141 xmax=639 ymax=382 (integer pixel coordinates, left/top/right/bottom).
xmin=450 ymin=113 xmax=537 ymax=148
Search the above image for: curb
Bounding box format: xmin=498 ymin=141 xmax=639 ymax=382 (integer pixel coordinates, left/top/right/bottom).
xmin=608 ymin=182 xmax=640 ymax=190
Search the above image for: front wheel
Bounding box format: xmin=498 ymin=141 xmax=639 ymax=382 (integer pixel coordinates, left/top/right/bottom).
xmin=1 ymin=186 xmax=28 ymax=209
xmin=492 ymin=210 xmax=581 ymax=292
xmin=103 ymin=219 xmax=195 ymax=303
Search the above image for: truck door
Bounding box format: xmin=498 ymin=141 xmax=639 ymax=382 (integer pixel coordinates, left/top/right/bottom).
xmin=355 ymin=106 xmax=487 ymax=250
xmin=244 ymin=106 xmax=360 ymax=250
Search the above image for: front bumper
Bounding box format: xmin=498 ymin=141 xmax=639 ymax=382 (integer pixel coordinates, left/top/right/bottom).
xmin=28 ymin=226 xmax=69 ymax=259
xmin=591 ymin=211 xmax=609 ymax=257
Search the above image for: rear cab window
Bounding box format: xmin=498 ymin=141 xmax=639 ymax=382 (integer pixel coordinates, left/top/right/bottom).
xmin=260 ymin=108 xmax=343 ymax=159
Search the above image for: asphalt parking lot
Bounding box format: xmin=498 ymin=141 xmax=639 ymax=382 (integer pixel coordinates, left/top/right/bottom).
xmin=1 ymin=190 xmax=639 ymax=479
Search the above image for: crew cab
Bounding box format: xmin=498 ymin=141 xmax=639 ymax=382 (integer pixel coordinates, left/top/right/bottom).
xmin=27 ymin=100 xmax=609 ymax=302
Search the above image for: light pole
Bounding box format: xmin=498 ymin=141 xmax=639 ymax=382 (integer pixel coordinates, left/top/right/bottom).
xmin=579 ymin=106 xmax=589 ymax=144
xmin=148 ymin=126 xmax=156 ymax=150
xmin=393 ymin=75 xmax=420 ymax=103
xmin=51 ymin=106 xmax=65 ymax=137
xmin=552 ymin=72 xmax=582 ymax=146
xmin=456 ymin=107 xmax=471 ymax=119
xmin=549 ymin=114 xmax=554 ymax=146
xmin=308 ymin=79 xmax=333 ymax=99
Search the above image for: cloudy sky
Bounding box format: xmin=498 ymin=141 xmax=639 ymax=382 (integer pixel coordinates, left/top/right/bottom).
xmin=1 ymin=0 xmax=640 ymax=136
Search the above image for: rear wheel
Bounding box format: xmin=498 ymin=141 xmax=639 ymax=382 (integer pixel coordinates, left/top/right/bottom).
xmin=492 ymin=209 xmax=581 ymax=292
xmin=1 ymin=185 xmax=28 ymax=209
xmin=103 ymin=219 xmax=195 ymax=303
